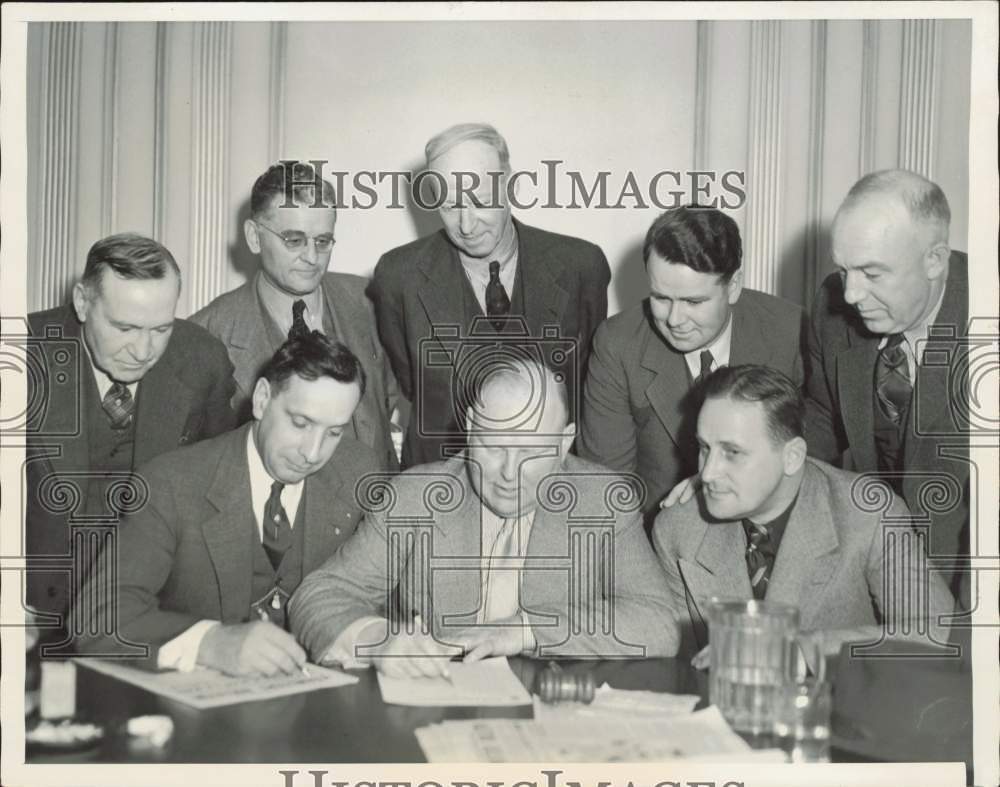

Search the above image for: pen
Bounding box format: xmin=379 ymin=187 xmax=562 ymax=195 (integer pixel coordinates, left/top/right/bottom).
xmin=413 ymin=614 xmax=453 ymax=684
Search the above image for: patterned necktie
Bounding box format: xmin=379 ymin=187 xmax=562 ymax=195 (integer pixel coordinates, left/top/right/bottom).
xmin=742 ymin=520 xmax=772 ymax=600
xmin=289 ymin=299 xmax=310 ymax=340
xmin=875 ymin=333 xmax=911 ymax=425
xmin=101 ymin=382 xmax=135 ymax=429
xmin=696 ymin=349 xmax=714 ymax=385
xmin=263 ymin=481 xmax=293 ymax=570
xmin=485 ymin=260 xmax=511 ymax=331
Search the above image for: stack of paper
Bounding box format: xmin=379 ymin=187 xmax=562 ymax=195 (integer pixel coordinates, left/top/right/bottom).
xmin=416 ymin=706 xmax=783 ymax=762
xmin=377 ymin=656 xmax=532 ymax=707
xmin=532 ymin=683 xmax=700 ymax=723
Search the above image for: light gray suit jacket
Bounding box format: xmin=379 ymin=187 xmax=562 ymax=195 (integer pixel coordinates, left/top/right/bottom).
xmin=191 ymin=272 xmax=398 ymax=470
xmin=578 ymin=290 xmax=804 ymax=522
xmin=652 ymin=458 xmax=955 ymax=658
xmin=290 ymin=454 xmax=679 ymax=661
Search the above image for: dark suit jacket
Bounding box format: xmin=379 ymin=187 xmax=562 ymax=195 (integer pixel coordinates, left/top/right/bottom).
xmin=290 ymin=453 xmax=679 ymax=661
xmin=190 ymin=272 xmax=398 ymax=471
xmin=368 ymin=219 xmax=611 ymax=467
xmin=72 ymin=423 xmax=380 ymax=664
xmin=805 ymin=252 xmax=970 ymax=598
xmin=25 ymin=306 xmax=236 ymax=615
xmin=653 ymin=458 xmax=955 ymax=659
xmin=577 ymin=290 xmax=804 ymax=520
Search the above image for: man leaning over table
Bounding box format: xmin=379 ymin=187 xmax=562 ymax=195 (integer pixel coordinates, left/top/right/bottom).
xmin=290 ymin=356 xmax=679 ymax=678
xmin=652 ymin=364 xmax=955 ymax=664
xmin=73 ymin=332 xmax=380 ymax=676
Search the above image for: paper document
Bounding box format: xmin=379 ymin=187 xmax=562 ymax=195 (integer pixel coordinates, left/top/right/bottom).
xmin=416 ymin=706 xmax=778 ymax=762
xmin=377 ymin=656 xmax=531 ymax=706
xmin=76 ymin=658 xmax=358 ymax=709
xmin=533 ymin=683 xmax=700 ymax=723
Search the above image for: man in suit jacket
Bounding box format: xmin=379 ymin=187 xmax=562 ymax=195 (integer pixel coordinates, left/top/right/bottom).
xmin=578 ymin=206 xmax=803 ymax=522
xmin=653 ymin=365 xmax=954 ymax=661
xmin=74 ymin=333 xmax=380 ymax=676
xmin=290 ymin=357 xmax=677 ymax=677
xmin=368 ymin=123 xmax=611 ymax=468
xmin=191 ymin=161 xmax=398 ymax=471
xmin=805 ymin=170 xmax=970 ymax=604
xmin=25 ymin=233 xmax=236 ymax=620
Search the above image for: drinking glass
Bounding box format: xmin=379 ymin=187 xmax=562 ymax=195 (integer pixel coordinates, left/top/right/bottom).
xmin=772 ymin=678 xmax=832 ymax=763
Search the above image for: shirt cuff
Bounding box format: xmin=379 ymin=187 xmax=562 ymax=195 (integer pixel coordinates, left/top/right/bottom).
xmin=320 ymin=616 xmax=387 ymax=669
xmin=520 ymin=611 xmax=537 ymax=655
xmin=157 ymin=620 xmax=220 ymax=672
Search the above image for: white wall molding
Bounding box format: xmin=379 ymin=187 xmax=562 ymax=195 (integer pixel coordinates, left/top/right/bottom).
xmin=152 ymin=23 xmax=170 ymax=241
xmin=693 ymin=20 xmax=713 ymax=172
xmin=859 ymin=20 xmax=880 ymax=176
xmin=268 ymin=22 xmax=288 ymax=163
xmin=744 ymin=20 xmax=783 ymax=295
xmin=803 ymin=20 xmax=828 ymax=305
xmin=188 ymin=22 xmax=233 ymax=313
xmin=898 ymin=19 xmax=940 ymax=177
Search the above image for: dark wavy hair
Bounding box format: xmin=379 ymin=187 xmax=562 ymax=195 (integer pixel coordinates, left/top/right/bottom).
xmin=259 ymin=331 xmax=366 ymax=398
xmin=642 ymin=205 xmax=742 ymax=282
xmin=701 ymin=364 xmax=803 ymax=444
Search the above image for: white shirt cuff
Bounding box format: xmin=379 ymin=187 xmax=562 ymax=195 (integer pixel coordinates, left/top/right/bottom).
xmin=320 ymin=616 xmax=386 ymax=669
xmin=157 ymin=620 xmax=220 ymax=672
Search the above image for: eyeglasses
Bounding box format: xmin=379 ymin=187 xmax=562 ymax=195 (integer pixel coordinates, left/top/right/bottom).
xmin=255 ymin=221 xmax=336 ymax=253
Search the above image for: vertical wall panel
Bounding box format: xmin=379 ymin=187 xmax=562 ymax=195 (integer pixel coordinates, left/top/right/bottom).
xmin=114 ymin=23 xmax=157 ymax=235
xmin=859 ymin=21 xmax=880 ymax=177
xmin=802 ymin=20 xmax=828 ymax=305
xmin=898 ymin=19 xmax=941 ymax=177
xmin=693 ymin=20 xmax=712 ymax=172
xmin=100 ymin=22 xmax=120 ymax=239
xmin=152 ymin=23 xmax=169 ymax=241
xmin=934 ymin=22 xmax=971 ymax=252
xmin=33 ymin=22 xmax=82 ymax=312
xmin=187 ymin=22 xmax=233 ymax=313
xmin=744 ymin=21 xmax=783 ymax=295
xmin=268 ymin=22 xmax=287 ymax=163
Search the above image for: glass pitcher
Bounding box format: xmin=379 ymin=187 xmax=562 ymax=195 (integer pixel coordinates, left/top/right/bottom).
xmin=705 ymin=599 xmax=825 ymax=735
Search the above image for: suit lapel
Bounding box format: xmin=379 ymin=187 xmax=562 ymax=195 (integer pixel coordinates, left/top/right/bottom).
xmin=41 ymin=313 xmax=92 ymax=473
xmin=202 ymin=426 xmax=255 ymax=622
xmin=416 ymin=233 xmax=466 ymax=339
xmin=516 ymin=221 xmax=569 ymax=335
xmin=300 ymin=456 xmax=348 ymax=575
xmin=229 ymin=278 xmax=273 ymax=400
xmin=133 ymin=349 xmax=193 ymax=468
xmin=689 ymin=519 xmax=754 ymax=601
xmin=836 ymin=338 xmax=879 ymax=471
xmin=765 ymin=464 xmax=839 ymax=616
xmin=729 ymin=300 xmax=770 ymax=367
xmin=639 ymin=308 xmax=694 ymax=446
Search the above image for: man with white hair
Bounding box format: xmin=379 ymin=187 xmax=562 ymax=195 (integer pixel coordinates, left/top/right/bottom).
xmin=805 ymin=169 xmax=970 ymax=603
xmin=368 ymin=123 xmax=611 ymax=467
xmin=290 ymin=356 xmax=677 ymax=676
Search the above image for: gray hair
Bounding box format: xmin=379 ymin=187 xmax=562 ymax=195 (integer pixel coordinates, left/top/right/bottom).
xmin=425 ymin=123 xmax=511 ymax=172
xmin=843 ymin=169 xmax=951 ymax=241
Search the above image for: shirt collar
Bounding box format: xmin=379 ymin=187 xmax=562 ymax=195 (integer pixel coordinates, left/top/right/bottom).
xmin=246 ymin=425 xmax=304 ymax=529
xmin=902 ymin=279 xmax=947 ymax=353
xmin=81 ymin=329 xmax=139 ymax=399
xmin=457 ymin=222 xmax=519 ymax=280
xmin=256 ymin=272 xmax=324 ymax=334
xmin=683 ymin=311 xmax=734 ymax=373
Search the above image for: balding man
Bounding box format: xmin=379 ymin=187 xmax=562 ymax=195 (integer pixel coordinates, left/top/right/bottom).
xmin=805 ymin=169 xmax=970 ymax=603
xmin=290 ymin=357 xmax=677 ymax=676
xmin=368 ymin=123 xmax=611 ymax=467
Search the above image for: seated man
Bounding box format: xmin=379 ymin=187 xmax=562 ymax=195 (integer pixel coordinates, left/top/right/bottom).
xmin=653 ymin=364 xmax=954 ymax=661
xmin=577 ymin=206 xmax=803 ymax=524
xmin=73 ymin=333 xmax=380 ymax=675
xmin=290 ymin=357 xmax=678 ymax=676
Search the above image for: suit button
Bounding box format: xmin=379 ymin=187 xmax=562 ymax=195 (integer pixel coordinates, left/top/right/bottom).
xmin=346 ymin=512 xmax=352 ymax=519
xmin=334 ymin=527 xmax=341 ymax=535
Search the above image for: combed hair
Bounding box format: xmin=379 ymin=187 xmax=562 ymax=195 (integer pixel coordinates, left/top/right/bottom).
xmin=425 ymin=123 xmax=511 ymax=172
xmin=80 ymin=233 xmax=180 ymax=293
xmin=701 ymin=364 xmax=804 ymax=444
xmin=465 ymin=353 xmax=568 ymax=427
xmin=844 ymin=169 xmax=951 ymax=238
xmin=250 ymin=161 xmax=338 ymax=217
xmin=642 ymin=205 xmax=742 ymax=281
xmin=259 ymin=332 xmax=366 ymax=397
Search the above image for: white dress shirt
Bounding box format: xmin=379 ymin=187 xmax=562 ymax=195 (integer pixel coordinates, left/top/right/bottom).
xmin=157 ymin=428 xmax=304 ymax=671
xmin=682 ymin=312 xmax=734 ymax=379
xmin=256 ymin=273 xmax=324 ymax=336
xmin=877 ymin=282 xmax=947 ymax=385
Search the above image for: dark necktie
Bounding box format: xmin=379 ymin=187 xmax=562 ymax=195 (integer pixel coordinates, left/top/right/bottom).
xmin=696 ymin=349 xmax=714 ymax=385
xmin=101 ymin=382 xmax=135 ymax=429
xmin=485 ymin=260 xmax=511 ymax=331
xmin=742 ymin=520 xmax=772 ymax=600
xmin=875 ymin=333 xmax=912 ymax=425
xmin=263 ymin=481 xmax=293 ymax=570
xmin=289 ymin=299 xmax=310 ymax=340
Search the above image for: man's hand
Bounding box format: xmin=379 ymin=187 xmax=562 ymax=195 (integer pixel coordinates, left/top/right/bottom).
xmin=450 ymin=616 xmax=534 ymax=663
xmin=691 ymin=645 xmax=710 ymax=670
xmin=659 ymin=474 xmax=699 ymax=509
xmin=369 ymin=628 xmax=461 ymax=679
xmin=197 ymin=620 xmax=306 ymax=677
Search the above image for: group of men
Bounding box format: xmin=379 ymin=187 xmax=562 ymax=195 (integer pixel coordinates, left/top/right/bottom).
xmin=24 ymin=122 xmax=966 ymax=677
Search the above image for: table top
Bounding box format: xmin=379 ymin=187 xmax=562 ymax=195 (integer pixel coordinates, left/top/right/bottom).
xmin=25 ymin=651 xmax=973 ymax=773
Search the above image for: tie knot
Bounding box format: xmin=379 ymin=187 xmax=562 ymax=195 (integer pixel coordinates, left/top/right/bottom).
xmin=885 ymin=333 xmax=905 ymax=350
xmin=744 ymin=520 xmax=769 ymax=547
xmin=269 ymin=480 xmax=285 ymax=500
xmin=292 ymin=299 xmax=307 ymax=319
xmin=699 ymin=349 xmax=714 ymax=379
xmin=489 ymin=260 xmax=501 ymax=280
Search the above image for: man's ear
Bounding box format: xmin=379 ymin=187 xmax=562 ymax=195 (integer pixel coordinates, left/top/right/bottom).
xmin=924 ymin=241 xmax=951 ymax=281
xmin=782 ymin=435 xmax=807 ymax=476
xmin=726 ymin=269 xmax=744 ymax=305
xmin=71 ymin=283 xmax=91 ymax=323
xmin=244 ymin=218 xmax=262 ymax=254
xmin=251 ymin=378 xmax=272 ymax=421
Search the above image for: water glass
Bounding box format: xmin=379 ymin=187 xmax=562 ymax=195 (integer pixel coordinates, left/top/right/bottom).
xmin=772 ymin=678 xmax=832 ymax=763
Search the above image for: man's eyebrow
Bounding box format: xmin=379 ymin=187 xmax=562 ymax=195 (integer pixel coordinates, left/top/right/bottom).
xmin=110 ymin=318 xmax=174 ymax=329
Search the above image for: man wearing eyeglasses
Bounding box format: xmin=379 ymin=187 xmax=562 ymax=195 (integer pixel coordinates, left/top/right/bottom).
xmin=192 ymin=161 xmax=399 ymax=471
